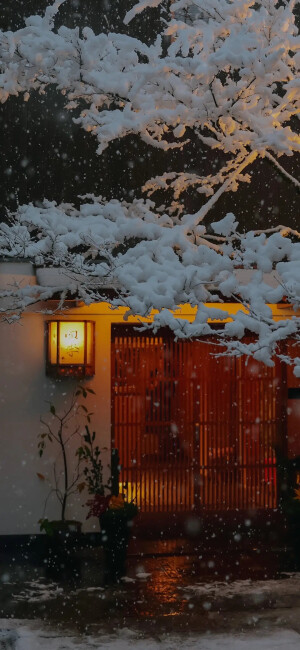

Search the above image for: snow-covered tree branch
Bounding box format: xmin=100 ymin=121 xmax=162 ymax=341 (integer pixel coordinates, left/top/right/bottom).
xmin=0 ymin=0 xmax=299 ymax=372
xmin=1 ymin=1 xmax=299 ymax=177
xmin=1 ymin=197 xmax=299 ymax=370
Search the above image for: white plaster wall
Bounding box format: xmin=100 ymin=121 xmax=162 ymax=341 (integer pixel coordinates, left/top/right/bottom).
xmin=0 ymin=313 xmax=48 ymax=534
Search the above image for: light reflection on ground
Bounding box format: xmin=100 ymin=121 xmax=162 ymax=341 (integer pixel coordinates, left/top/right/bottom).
xmin=0 ymin=539 xmax=295 ymax=635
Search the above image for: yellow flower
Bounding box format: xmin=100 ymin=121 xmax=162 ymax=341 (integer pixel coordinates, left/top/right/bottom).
xmin=109 ymin=494 xmax=125 ymax=510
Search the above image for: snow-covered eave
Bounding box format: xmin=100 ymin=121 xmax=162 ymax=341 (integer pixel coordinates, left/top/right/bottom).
xmin=35 ymin=266 xmax=120 ymax=291
xmin=0 ymin=260 xmax=118 ymax=293
xmin=0 ymin=260 xmax=37 ymax=288
xmin=0 ymin=261 xmax=298 ymax=321
xmin=0 ymin=261 xmax=282 ymax=289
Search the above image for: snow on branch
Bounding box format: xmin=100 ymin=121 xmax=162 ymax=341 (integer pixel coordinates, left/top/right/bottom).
xmin=0 ymin=0 xmax=299 ymax=194
xmin=43 ymin=0 xmax=68 ymax=28
xmin=0 ymin=1 xmax=299 ymax=373
xmin=0 ymin=198 xmax=299 ymax=372
xmin=142 ymin=151 xmax=253 ymax=207
xmin=124 ymin=0 xmax=163 ymax=25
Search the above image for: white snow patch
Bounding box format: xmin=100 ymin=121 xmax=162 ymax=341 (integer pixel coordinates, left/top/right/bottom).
xmin=121 ymin=576 xmax=136 ymax=583
xmin=182 ymin=574 xmax=300 ymax=600
xmin=12 ymin=579 xmax=63 ymax=603
xmin=1 ymin=620 xmax=300 ymax=650
xmin=135 ymin=572 xmax=152 ymax=580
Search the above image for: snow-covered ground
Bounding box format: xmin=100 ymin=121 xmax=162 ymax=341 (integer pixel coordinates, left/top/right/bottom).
xmin=8 ymin=572 xmax=300 ymax=605
xmin=1 ymin=621 xmax=300 ymax=650
xmin=3 ymin=574 xmax=300 ymax=648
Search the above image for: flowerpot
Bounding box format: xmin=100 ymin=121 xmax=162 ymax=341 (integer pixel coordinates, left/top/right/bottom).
xmin=99 ymin=511 xmax=133 ymax=583
xmin=43 ymin=520 xmax=82 ymax=577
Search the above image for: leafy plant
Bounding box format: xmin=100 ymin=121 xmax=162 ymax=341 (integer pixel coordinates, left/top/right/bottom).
xmin=81 ymin=443 xmax=139 ymax=521
xmin=76 ymin=425 xmax=105 ymax=496
xmin=37 ymin=384 xmax=95 ymax=523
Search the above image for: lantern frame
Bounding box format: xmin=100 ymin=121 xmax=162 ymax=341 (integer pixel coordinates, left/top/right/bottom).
xmin=46 ymin=320 xmax=95 ymax=378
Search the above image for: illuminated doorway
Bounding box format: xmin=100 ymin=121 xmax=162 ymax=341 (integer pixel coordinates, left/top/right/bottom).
xmin=112 ymin=326 xmax=284 ymax=513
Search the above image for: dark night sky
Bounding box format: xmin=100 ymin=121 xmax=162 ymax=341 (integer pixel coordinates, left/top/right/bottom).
xmin=0 ymin=0 xmax=299 ymax=232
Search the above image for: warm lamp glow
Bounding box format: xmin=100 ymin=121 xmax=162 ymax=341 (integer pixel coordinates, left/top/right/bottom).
xmin=59 ymin=322 xmax=85 ymax=365
xmin=47 ymin=321 xmax=95 ymax=377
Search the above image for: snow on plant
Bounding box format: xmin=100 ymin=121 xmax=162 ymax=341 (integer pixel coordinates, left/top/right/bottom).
xmin=0 ymin=0 xmax=299 ymax=371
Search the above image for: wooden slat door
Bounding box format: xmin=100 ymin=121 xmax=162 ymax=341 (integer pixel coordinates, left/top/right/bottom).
xmin=112 ymin=331 xmax=196 ymax=511
xmin=112 ymin=327 xmax=284 ymax=512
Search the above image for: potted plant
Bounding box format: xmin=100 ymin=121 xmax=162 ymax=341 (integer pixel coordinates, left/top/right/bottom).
xmin=37 ymin=384 xmax=95 ymax=566
xmin=77 ymin=436 xmax=138 ymax=582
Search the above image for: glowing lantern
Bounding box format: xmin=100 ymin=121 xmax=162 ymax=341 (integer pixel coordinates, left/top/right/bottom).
xmin=47 ymin=321 xmax=95 ymax=377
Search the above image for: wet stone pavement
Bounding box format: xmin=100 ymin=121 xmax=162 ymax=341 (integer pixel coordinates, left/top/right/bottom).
xmin=1 ymin=539 xmax=300 ymax=637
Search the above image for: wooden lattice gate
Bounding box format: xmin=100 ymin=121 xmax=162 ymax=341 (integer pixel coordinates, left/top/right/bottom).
xmin=111 ymin=326 xmax=284 ymax=513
